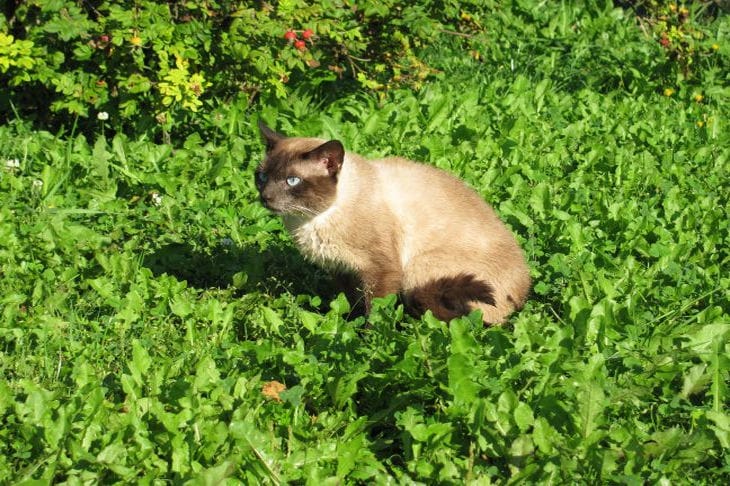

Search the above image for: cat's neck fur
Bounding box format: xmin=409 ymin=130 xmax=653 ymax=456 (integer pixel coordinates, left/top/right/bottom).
xmin=283 ymin=152 xmax=374 ymax=271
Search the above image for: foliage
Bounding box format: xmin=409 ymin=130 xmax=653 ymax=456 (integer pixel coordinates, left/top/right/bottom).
xmin=635 ymin=1 xmax=728 ymax=79
xmin=2 ymin=1 xmax=727 ymax=140
xmin=0 ymin=0 xmax=489 ymax=137
xmin=1 ymin=0 xmax=729 ymax=483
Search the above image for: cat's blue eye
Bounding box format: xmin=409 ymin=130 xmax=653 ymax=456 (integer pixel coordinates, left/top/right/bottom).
xmin=286 ymin=176 xmax=301 ymax=187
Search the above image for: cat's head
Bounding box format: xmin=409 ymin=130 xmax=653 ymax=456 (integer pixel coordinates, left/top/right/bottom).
xmin=255 ymin=121 xmax=344 ymax=217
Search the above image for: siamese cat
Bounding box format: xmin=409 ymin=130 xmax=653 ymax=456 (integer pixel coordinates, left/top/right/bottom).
xmin=255 ymin=121 xmax=531 ymax=324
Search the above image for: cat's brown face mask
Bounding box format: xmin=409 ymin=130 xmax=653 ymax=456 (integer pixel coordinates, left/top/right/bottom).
xmin=256 ymin=121 xmax=344 ymax=217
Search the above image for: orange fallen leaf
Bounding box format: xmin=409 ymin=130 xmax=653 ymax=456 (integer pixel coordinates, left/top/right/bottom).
xmin=262 ymin=380 xmax=286 ymax=402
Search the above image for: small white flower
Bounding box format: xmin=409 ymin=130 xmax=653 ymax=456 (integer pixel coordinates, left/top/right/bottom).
xmin=32 ymin=179 xmax=43 ymax=188
xmin=151 ymin=192 xmax=163 ymax=206
xmin=97 ymin=111 xmax=109 ymax=121
xmin=5 ymin=158 xmax=20 ymax=169
xmin=220 ymin=237 xmax=234 ymax=247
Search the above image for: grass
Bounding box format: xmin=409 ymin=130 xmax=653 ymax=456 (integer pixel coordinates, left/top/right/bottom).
xmin=1 ymin=2 xmax=729 ymax=483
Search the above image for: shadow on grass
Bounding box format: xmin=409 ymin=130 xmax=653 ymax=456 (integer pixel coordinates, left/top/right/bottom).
xmin=142 ymin=241 xmax=339 ymax=301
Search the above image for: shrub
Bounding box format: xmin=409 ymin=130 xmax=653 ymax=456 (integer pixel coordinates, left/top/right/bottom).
xmin=0 ymin=1 xmax=725 ymax=140
xmin=628 ymin=1 xmax=728 ymax=79
xmin=0 ymin=0 xmax=489 ymax=138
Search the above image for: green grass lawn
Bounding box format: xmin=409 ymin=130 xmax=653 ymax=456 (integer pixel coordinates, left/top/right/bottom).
xmin=1 ymin=2 xmax=728 ymax=484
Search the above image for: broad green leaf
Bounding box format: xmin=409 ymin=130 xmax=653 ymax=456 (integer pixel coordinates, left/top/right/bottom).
xmin=97 ymin=442 xmax=127 ymax=465
xmin=336 ymin=418 xmax=368 ymax=478
xmin=194 ymin=356 xmax=221 ymax=392
xmin=171 ymin=433 xmax=191 ymax=474
xmin=683 ymin=324 xmax=730 ymax=354
xmin=129 ymin=339 xmax=152 ymax=387
xmin=43 ymin=405 xmax=68 ymax=449
xmin=576 ymin=380 xmax=605 ymax=441
xmin=261 ymin=306 xmax=283 ymax=334
xmin=331 ymin=364 xmax=369 ymax=409
xmin=330 ymin=293 xmax=351 ymax=315
xmin=0 ymin=381 xmax=12 ymax=415
xmin=498 ymin=390 xmax=518 ymax=415
xmin=449 ymin=318 xmax=479 ymax=355
xmin=510 ymin=434 xmax=535 ymax=462
xmin=184 ymin=460 xmax=236 ymax=486
xmin=447 ymin=353 xmax=479 ymax=403
xmin=120 ymin=374 xmax=140 ymax=399
xmin=279 ymin=385 xmax=305 ymax=407
xmin=533 ymin=417 xmax=558 ymax=454
xmin=299 ymin=310 xmax=320 ymax=333
xmin=681 ymin=364 xmax=710 ymax=399
xmin=170 ymin=295 xmax=193 ymax=317
xmin=514 ymin=402 xmax=535 ymax=433
xmin=706 ymin=411 xmax=730 ymax=449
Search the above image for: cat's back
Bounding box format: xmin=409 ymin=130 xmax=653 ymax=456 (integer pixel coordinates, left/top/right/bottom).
xmin=370 ymin=156 xmax=498 ymax=222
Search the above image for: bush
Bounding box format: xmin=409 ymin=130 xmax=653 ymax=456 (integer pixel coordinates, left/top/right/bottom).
xmin=0 ymin=1 xmax=726 ymax=140
xmin=0 ymin=0 xmax=492 ymax=138
xmin=627 ymin=1 xmax=728 ymax=78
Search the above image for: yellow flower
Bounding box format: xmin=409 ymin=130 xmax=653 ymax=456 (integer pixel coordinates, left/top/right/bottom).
xmin=693 ymin=93 xmax=703 ymax=103
xmin=711 ymin=43 xmax=719 ymax=51
xmin=664 ymin=88 xmax=675 ymax=97
xmin=696 ymin=121 xmax=704 ymax=127
xmin=130 ymin=35 xmax=142 ymax=46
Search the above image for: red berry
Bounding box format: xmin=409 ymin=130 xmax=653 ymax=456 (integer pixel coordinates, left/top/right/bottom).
xmin=302 ymin=29 xmax=313 ymax=40
xmin=294 ymin=40 xmax=306 ymax=50
xmin=659 ymin=36 xmax=670 ymax=47
xmin=100 ymin=34 xmax=110 ymax=43
xmin=284 ymin=30 xmax=297 ymax=41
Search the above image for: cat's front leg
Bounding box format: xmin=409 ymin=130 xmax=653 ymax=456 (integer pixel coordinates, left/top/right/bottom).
xmin=360 ymin=267 xmax=403 ymax=314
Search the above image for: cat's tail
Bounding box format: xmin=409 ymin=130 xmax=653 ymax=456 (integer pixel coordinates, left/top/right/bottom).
xmin=405 ymin=273 xmax=496 ymax=323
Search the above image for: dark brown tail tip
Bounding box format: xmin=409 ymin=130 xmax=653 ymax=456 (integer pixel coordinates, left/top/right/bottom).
xmin=405 ymin=273 xmax=495 ymax=322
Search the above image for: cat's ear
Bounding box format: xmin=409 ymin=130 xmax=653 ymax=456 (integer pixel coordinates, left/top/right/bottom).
xmin=305 ymin=140 xmax=345 ymax=177
xmin=258 ymin=120 xmax=285 ymax=152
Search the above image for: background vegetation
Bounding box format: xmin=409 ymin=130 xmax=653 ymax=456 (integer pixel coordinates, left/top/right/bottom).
xmin=1 ymin=0 xmax=728 ymax=483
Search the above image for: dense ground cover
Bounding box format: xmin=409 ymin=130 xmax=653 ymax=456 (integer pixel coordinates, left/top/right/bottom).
xmin=1 ymin=1 xmax=729 ymax=483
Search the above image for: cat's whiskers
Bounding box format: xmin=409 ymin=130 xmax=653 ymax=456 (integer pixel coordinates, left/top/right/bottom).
xmin=288 ymin=204 xmax=318 ymax=217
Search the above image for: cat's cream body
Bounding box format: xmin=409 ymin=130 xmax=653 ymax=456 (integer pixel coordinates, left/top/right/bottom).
xmin=256 ymin=125 xmax=531 ymax=324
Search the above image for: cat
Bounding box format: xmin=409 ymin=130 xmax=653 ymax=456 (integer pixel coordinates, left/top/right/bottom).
xmin=254 ymin=121 xmax=531 ymax=324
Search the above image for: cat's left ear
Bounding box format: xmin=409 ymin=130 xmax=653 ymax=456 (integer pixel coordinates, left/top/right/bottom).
xmin=306 ymin=140 xmax=345 ymax=177
xmin=258 ymin=120 xmax=285 ymax=152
